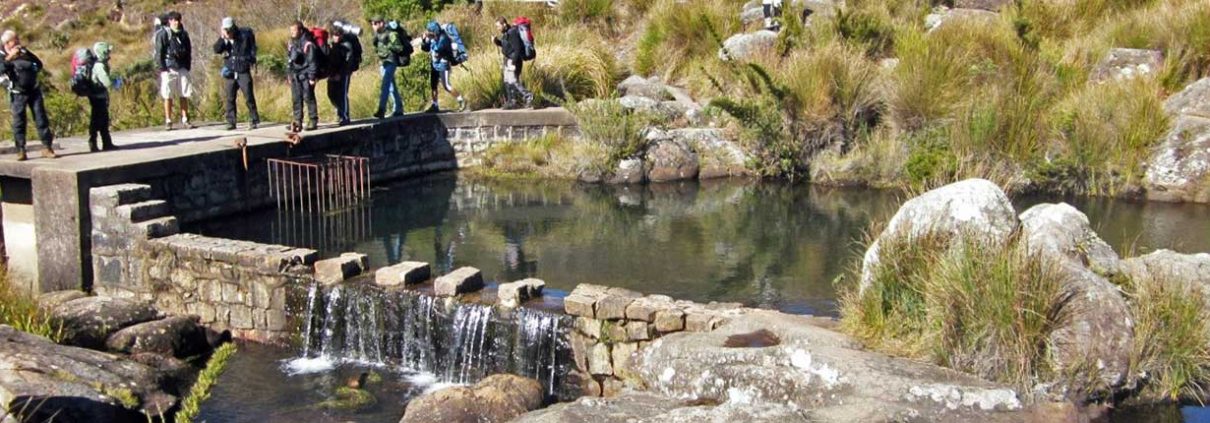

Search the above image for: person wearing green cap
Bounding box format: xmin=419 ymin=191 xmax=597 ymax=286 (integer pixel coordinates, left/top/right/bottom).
xmin=87 ymin=41 xmax=118 ymax=151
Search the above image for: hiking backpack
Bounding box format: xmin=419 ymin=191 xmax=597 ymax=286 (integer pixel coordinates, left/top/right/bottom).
xmin=387 ymin=20 xmax=413 ymax=66
xmin=346 ymin=30 xmax=363 ymax=72
xmin=308 ymin=27 xmax=331 ymax=79
xmin=513 ymin=17 xmax=537 ymax=61
xmin=69 ymin=48 xmax=97 ymax=97
xmin=442 ymin=23 xmax=469 ymax=66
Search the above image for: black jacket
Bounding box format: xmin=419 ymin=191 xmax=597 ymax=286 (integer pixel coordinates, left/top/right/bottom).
xmin=155 ymin=28 xmax=192 ymax=71
xmin=0 ymin=47 xmax=43 ymax=93
xmin=329 ymin=37 xmax=357 ymax=75
xmin=287 ymin=33 xmax=317 ymax=79
xmin=212 ymin=27 xmax=257 ymax=73
xmin=496 ymin=26 xmax=524 ymax=62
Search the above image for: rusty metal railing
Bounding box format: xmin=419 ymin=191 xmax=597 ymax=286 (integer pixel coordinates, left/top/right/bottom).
xmin=268 ymin=155 xmax=370 ymax=214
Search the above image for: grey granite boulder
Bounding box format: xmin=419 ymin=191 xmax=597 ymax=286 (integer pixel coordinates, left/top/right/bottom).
xmin=719 ymin=30 xmax=778 ymax=61
xmin=52 ymin=297 xmax=159 ymax=350
xmin=105 ymin=315 xmax=212 ymax=359
xmin=401 ymin=374 xmax=543 ymax=423
xmin=1090 ymin=48 xmax=1163 ymax=83
xmin=645 ymin=139 xmax=700 ymax=182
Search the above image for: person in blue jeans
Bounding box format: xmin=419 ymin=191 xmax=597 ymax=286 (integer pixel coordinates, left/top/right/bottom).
xmin=370 ymin=17 xmax=409 ymax=118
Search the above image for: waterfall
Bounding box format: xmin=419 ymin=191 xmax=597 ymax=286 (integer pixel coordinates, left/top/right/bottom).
xmin=293 ymin=283 xmax=575 ymax=399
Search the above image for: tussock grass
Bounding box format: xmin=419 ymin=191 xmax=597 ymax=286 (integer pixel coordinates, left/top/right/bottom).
xmin=633 ymin=0 xmax=741 ymax=79
xmin=475 ymin=133 xmax=575 ymax=179
xmin=840 ymin=232 xmax=1069 ymax=391
xmin=0 ymin=270 xmax=62 ymax=342
xmin=1124 ymin=271 xmax=1210 ymax=402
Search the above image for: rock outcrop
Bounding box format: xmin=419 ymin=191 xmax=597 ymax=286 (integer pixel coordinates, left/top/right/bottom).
xmin=719 ymin=30 xmax=778 ymax=61
xmin=1145 ymin=79 xmax=1210 ymax=203
xmin=0 ymin=325 xmax=178 ymax=422
xmin=105 ymin=315 xmax=213 ymax=359
xmin=1090 ymin=48 xmax=1163 ymax=83
xmin=52 ymin=297 xmax=160 ymax=350
xmin=924 ymin=7 xmax=998 ymax=32
xmin=401 ymin=374 xmax=544 ymax=423
xmin=645 ymin=139 xmax=701 ymax=182
xmin=515 ymin=391 xmax=810 ymax=422
xmin=617 ymin=75 xmax=673 ymax=101
xmin=1122 ymin=249 xmax=1210 ymax=296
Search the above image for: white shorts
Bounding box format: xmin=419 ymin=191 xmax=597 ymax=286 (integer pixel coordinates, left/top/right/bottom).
xmin=160 ymin=69 xmax=194 ymax=99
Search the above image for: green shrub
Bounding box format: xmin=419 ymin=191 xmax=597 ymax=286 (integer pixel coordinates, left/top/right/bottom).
xmin=904 ymin=127 xmax=956 ymax=185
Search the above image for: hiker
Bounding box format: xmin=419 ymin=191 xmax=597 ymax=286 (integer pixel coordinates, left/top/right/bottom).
xmin=155 ymin=11 xmax=194 ymax=130
xmin=82 ymin=42 xmax=119 ymax=152
xmin=286 ymin=21 xmax=319 ymax=131
xmin=762 ymin=0 xmax=783 ymax=30
xmin=420 ymin=21 xmax=466 ymax=113
xmin=0 ymin=30 xmax=54 ymax=160
xmin=370 ymin=17 xmax=409 ymax=118
xmin=328 ymin=22 xmax=359 ymax=126
xmin=213 ymin=17 xmax=260 ymax=130
xmin=493 ymin=17 xmax=533 ymax=109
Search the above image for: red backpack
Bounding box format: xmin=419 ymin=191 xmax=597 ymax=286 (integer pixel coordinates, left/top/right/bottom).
xmin=307 ymin=27 xmax=331 ymax=79
xmin=512 ymin=17 xmax=536 ymax=61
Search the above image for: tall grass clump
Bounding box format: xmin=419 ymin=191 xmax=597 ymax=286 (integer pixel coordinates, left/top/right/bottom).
xmin=570 ymin=100 xmax=657 ymax=173
xmin=1126 ymin=272 xmax=1210 ymax=402
xmin=176 ymin=342 xmax=237 ymax=423
xmin=840 ymin=233 xmax=1070 ymax=390
xmin=0 ymin=271 xmax=62 ymax=342
xmin=633 ymin=0 xmax=741 ymax=80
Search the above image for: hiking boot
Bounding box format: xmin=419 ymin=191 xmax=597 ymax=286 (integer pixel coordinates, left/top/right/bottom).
xmin=88 ymin=140 xmax=100 ymax=153
xmin=182 ymin=121 xmax=196 ymax=130
xmin=337 ymin=120 xmax=351 ymax=127
xmin=102 ymin=143 xmax=119 ymax=151
xmin=15 ymin=149 xmax=26 ymax=161
xmin=373 ymin=110 xmax=385 ymax=119
xmin=425 ymin=105 xmax=440 ymax=114
xmin=390 ymin=111 xmax=404 ymax=118
xmin=456 ymin=97 xmax=467 ymax=112
xmin=304 ymin=121 xmax=318 ymax=131
xmin=249 ymin=122 xmax=259 ymax=130
xmin=225 ymin=123 xmax=237 ymax=130
xmin=41 ymin=147 xmax=56 ymax=159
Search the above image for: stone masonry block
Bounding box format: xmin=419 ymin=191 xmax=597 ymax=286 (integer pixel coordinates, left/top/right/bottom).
xmin=595 ymin=290 xmax=641 ymax=320
xmin=588 ymin=342 xmax=613 ymax=376
xmin=564 ymin=294 xmax=598 ymax=318
xmin=132 ymin=216 xmax=180 ymax=239
xmin=654 ymin=309 xmax=685 ymax=332
xmin=604 ymin=321 xmax=628 ymax=342
xmin=374 ymin=261 xmax=432 ymax=287
xmin=434 ymin=266 xmax=484 ymax=296
xmin=314 ymin=253 xmax=369 ymax=285
xmin=574 ymin=317 xmax=602 ymax=339
xmin=625 ymin=321 xmax=651 ymax=341
xmin=89 ymin=184 xmax=152 ymax=210
xmin=497 ymin=278 xmax=545 ymax=308
xmin=611 ymin=342 xmax=639 ymax=381
xmin=624 ymin=295 xmax=675 ymax=322
xmin=115 ymin=200 xmax=171 ymax=223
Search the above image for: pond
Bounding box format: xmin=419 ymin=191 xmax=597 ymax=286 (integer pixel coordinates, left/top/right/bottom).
xmin=190 ymin=173 xmax=1210 ymax=422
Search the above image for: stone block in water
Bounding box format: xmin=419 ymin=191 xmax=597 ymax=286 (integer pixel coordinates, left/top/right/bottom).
xmin=434 ymin=266 xmax=484 ymax=296
xmin=314 ymin=253 xmax=369 ymax=285
xmin=374 ymin=261 xmax=431 ymax=287
xmin=497 ymin=278 xmax=546 ymax=308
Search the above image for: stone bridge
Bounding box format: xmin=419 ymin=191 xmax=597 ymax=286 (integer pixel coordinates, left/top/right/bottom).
xmin=0 ymin=109 xmax=577 ymax=293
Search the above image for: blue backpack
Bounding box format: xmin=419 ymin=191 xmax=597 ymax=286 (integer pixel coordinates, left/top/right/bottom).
xmin=442 ymin=23 xmax=469 ymax=66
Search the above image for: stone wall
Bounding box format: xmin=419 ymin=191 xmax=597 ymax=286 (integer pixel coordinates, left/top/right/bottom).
xmin=443 ymin=110 xmax=579 ymax=167
xmin=91 ymin=183 xmax=318 ymax=343
xmin=561 ymin=284 xmax=748 ymax=397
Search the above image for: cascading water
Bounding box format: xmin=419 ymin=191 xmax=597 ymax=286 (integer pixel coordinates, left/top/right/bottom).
xmin=291 ymin=282 xmax=575 ymax=399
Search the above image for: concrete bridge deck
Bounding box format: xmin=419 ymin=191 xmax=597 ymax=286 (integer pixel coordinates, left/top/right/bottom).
xmin=0 ymin=108 xmax=578 ymax=293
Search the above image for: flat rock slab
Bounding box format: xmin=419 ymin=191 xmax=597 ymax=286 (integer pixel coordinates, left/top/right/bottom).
xmin=52 ymin=297 xmax=159 ymax=350
xmin=514 ymin=391 xmax=810 ymax=423
xmin=315 ymin=252 xmax=369 ymax=285
xmin=498 ymin=278 xmax=546 ymax=308
xmin=105 ymin=315 xmax=213 ymax=359
xmin=37 ymin=290 xmax=88 ymax=309
xmin=374 ymin=261 xmax=431 ymax=287
xmin=0 ymin=325 xmax=178 ymax=422
xmin=402 ymin=374 xmax=543 ymax=423
xmin=435 ymin=266 xmax=485 ymax=296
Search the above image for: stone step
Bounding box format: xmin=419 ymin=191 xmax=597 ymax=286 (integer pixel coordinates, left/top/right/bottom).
xmin=435 ymin=267 xmax=484 ymax=296
xmin=89 ymin=183 xmax=153 ymax=209
xmin=374 ymin=261 xmax=432 ymax=287
xmin=132 ymin=216 xmax=180 ymax=240
xmin=116 ymin=200 xmax=171 ymax=224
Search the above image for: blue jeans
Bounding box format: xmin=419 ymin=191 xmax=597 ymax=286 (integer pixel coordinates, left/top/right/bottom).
xmin=377 ymin=63 xmax=404 ymax=115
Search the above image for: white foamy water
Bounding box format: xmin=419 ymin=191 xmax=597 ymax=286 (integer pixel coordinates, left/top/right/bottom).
xmin=404 ymin=372 xmax=463 ymax=394
xmin=282 ymin=356 xmax=335 ymax=375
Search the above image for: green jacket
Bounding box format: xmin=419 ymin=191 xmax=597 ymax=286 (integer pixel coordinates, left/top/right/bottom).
xmin=374 ymin=30 xmax=405 ymax=65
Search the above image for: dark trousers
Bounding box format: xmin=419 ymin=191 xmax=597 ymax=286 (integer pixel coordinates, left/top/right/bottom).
xmin=502 ymin=59 xmax=532 ymax=105
xmin=10 ymin=89 xmax=52 ymax=150
xmin=326 ymin=72 xmax=352 ymax=123
xmin=88 ymin=96 xmax=112 ymax=148
xmin=289 ymin=75 xmax=317 ymax=125
xmin=223 ymin=72 xmax=260 ymax=125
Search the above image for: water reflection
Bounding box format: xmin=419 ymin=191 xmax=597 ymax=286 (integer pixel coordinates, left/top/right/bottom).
xmin=191 ymin=173 xmax=1210 ymax=317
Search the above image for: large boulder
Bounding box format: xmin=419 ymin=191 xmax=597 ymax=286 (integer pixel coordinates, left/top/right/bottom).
xmin=607 ymin=158 xmax=647 ymax=185
xmin=719 ymin=30 xmax=778 ymax=62
xmin=401 ymin=374 xmax=543 ymax=423
xmin=644 ymin=139 xmax=700 ymax=182
xmin=860 ymin=179 xmax=1018 ymax=291
xmin=52 ymin=297 xmax=159 ymax=350
xmin=37 ymin=290 xmax=88 ymax=310
xmin=617 ymin=75 xmax=672 ymax=101
xmin=105 ymin=315 xmax=213 ymax=359
xmin=1145 ymin=114 xmax=1210 ymax=203
xmin=1090 ymin=48 xmax=1163 ymax=83
xmin=1122 ymin=249 xmax=1210 ymax=296
xmin=0 ymin=325 xmax=178 ymax=422
xmin=630 ymin=311 xmax=1028 ymax=422
xmin=1163 ymin=77 xmax=1210 ymax=118
xmin=1019 ymin=203 xmax=1121 ymax=276
xmin=925 ymin=8 xmax=998 ymax=32
xmin=667 ymin=128 xmax=750 ymax=179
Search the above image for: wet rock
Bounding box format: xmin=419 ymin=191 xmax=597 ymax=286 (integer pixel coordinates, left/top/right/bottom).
xmin=314 ymin=253 xmax=369 ymax=285
xmin=617 ymin=75 xmax=672 ymax=101
xmin=105 ymin=315 xmax=212 ymax=359
xmin=860 ymin=179 xmax=1018 ymax=292
xmin=634 ymin=310 xmax=1026 ymax=421
xmin=319 ymin=386 xmax=376 ymax=411
xmin=645 ymin=139 xmax=700 ymax=182
xmin=1144 ymin=115 xmax=1210 ymax=203
xmin=607 ymin=158 xmax=647 ymax=185
xmin=498 ymin=278 xmax=546 ymax=308
xmin=1019 ymin=203 xmax=1121 ymax=276
xmin=1090 ymin=48 xmax=1163 ymax=83
xmin=401 ymin=374 xmax=543 ymax=423
xmin=719 ymin=30 xmax=778 ymax=62
xmin=37 ymin=290 xmax=88 ymax=309
xmin=375 ymin=261 xmax=431 ymax=287
xmin=435 ymin=266 xmax=485 ymax=296
xmin=52 ymin=297 xmax=159 ymax=350
xmin=0 ymin=325 xmax=178 ymax=422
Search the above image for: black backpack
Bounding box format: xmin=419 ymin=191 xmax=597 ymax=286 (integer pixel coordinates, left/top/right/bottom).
xmin=347 ymin=33 xmax=363 ymax=72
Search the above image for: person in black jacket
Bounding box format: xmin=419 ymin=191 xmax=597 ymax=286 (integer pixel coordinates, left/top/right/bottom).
xmin=493 ymin=18 xmax=532 ymax=109
xmin=213 ymin=17 xmax=260 ymax=130
xmin=155 ymin=11 xmax=194 ymax=130
xmin=287 ymin=21 xmax=318 ymax=131
xmin=0 ymin=31 xmax=53 ymax=160
xmin=327 ymin=23 xmax=358 ymax=126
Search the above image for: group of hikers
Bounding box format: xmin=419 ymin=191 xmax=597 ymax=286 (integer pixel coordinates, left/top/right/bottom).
xmin=0 ymin=11 xmax=538 ymax=161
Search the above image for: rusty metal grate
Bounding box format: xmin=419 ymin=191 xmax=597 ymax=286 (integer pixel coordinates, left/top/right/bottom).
xmin=268 ymin=155 xmax=370 ymax=213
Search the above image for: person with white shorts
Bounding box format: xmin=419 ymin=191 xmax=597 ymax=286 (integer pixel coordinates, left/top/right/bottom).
xmin=154 ymin=11 xmax=195 ymax=130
